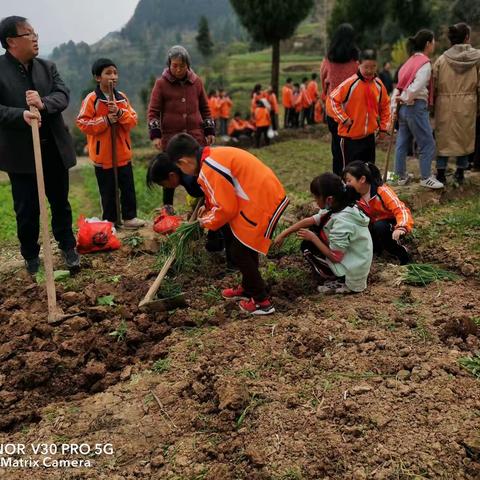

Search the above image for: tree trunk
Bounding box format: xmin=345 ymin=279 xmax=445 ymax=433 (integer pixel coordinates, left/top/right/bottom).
xmin=271 ymin=39 xmax=280 ymax=97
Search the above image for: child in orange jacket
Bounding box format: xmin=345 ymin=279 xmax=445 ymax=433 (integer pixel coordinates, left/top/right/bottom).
xmin=228 ymin=112 xmax=254 ymax=142
xmin=327 ymin=49 xmax=390 ymax=169
xmin=77 ymin=58 xmax=145 ymax=228
xmin=166 ymin=133 xmax=289 ymax=315
xmin=253 ymin=100 xmax=271 ymax=148
xmin=343 ymin=161 xmax=413 ymax=264
xmin=218 ymin=89 xmax=233 ymax=139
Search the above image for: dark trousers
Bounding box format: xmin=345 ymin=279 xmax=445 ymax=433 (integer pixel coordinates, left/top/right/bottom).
xmin=471 ymin=117 xmax=480 ymax=168
xmin=8 ymin=140 xmax=76 ymax=261
xmin=271 ymin=113 xmax=278 ymax=131
xmin=371 ymin=220 xmax=410 ymax=264
xmin=219 ymin=118 xmax=228 ymax=137
xmin=339 ymin=134 xmax=376 ymax=170
xmin=306 ymin=104 xmax=315 ymax=124
xmin=255 ymin=126 xmax=270 ymax=148
xmin=231 ymin=128 xmax=253 ymax=139
xmin=284 ymin=107 xmax=293 ymax=128
xmin=94 ymin=163 xmax=137 ymax=223
xmin=327 ymin=115 xmax=343 ymax=175
xmin=223 ymin=225 xmax=267 ymax=301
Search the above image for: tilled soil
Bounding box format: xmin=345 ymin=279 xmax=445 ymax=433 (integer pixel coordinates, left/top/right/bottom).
xmin=0 ymin=233 xmax=479 ymax=479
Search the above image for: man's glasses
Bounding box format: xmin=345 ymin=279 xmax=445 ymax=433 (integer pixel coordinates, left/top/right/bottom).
xmin=11 ymin=32 xmax=39 ymax=40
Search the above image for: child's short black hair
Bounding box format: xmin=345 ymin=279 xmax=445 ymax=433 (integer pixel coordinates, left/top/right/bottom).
xmin=92 ymin=58 xmax=117 ymax=77
xmin=166 ymin=133 xmax=200 ymax=164
xmin=256 ymin=99 xmax=264 ymax=107
xmin=0 ymin=15 xmax=27 ymax=49
xmin=146 ymin=153 xmax=181 ymax=188
xmin=310 ymin=173 xmax=359 ymax=212
xmin=343 ymin=161 xmax=383 ymax=186
xmin=286 ymin=77 xmax=292 ymax=83
xmin=234 ymin=111 xmax=241 ymax=117
xmin=360 ymin=49 xmax=377 ymax=62
xmin=302 ymin=77 xmax=308 ymax=83
xmin=311 ymin=73 xmax=318 ymax=80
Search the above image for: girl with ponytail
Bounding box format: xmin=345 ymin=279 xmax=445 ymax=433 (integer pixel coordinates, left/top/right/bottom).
xmin=343 ymin=161 xmax=413 ymax=264
xmin=273 ymin=173 xmax=372 ymax=294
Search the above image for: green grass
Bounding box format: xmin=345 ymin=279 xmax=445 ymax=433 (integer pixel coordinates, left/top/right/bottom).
xmin=0 ymin=181 xmax=20 ymax=244
xmin=459 ymin=353 xmax=480 ymax=379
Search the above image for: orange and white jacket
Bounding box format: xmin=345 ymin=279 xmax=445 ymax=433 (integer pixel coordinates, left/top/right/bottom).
xmin=77 ymin=86 xmax=137 ymax=169
xmin=198 ymin=146 xmax=289 ymax=254
xmin=327 ymin=72 xmax=390 ymax=139
xmin=228 ymin=118 xmax=255 ymax=136
xmin=357 ymin=183 xmax=414 ymax=233
xmin=307 ymin=80 xmax=319 ymax=102
xmin=282 ymin=85 xmax=293 ymax=108
xmin=265 ymin=92 xmax=279 ymax=114
xmin=218 ymin=96 xmax=233 ymax=119
xmin=254 ymin=106 xmax=271 ymax=127
xmin=208 ymin=96 xmax=220 ymax=120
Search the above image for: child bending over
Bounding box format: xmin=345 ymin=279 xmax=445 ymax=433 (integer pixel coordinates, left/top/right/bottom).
xmin=273 ymin=173 xmax=372 ymax=294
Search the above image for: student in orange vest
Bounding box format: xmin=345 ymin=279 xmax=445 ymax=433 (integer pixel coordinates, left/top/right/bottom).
xmin=299 ymin=78 xmax=313 ymax=128
xmin=218 ymin=88 xmax=233 ymax=140
xmin=77 ymin=58 xmax=145 ymax=228
xmin=228 ymin=112 xmax=254 ymax=143
xmin=291 ymin=82 xmax=301 ymax=128
xmin=265 ymin=85 xmax=279 ymax=135
xmin=281 ymin=78 xmax=294 ymax=128
xmin=207 ymin=89 xmax=220 ymax=132
xmin=307 ymin=73 xmax=319 ymax=124
xmin=166 ymin=133 xmax=289 ymax=314
xmin=250 ymin=83 xmax=264 ymax=116
xmin=327 ymin=49 xmax=390 ymax=170
xmin=254 ymin=99 xmax=271 ymax=148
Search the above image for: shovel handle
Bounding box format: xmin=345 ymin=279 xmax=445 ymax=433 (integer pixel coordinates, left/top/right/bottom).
xmin=30 ymin=106 xmax=59 ymax=319
xmin=139 ymin=199 xmax=204 ymax=308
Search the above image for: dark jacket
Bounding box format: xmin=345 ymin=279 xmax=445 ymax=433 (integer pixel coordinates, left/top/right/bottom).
xmin=147 ymin=67 xmax=215 ymax=149
xmin=163 ymin=171 xmax=204 ymax=205
xmin=0 ymin=51 xmax=76 ymax=174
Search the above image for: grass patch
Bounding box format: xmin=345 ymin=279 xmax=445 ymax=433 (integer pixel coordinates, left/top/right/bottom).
xmin=459 ymin=353 xmax=480 ymax=379
xmin=402 ymin=263 xmax=459 ymax=286
xmin=152 ymin=358 xmax=171 ymax=374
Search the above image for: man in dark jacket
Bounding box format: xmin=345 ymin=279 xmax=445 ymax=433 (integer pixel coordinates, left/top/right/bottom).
xmin=0 ymin=16 xmax=79 ymax=274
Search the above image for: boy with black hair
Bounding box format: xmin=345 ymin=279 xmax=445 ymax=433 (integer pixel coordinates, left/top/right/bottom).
xmin=253 ymin=99 xmax=271 ymax=148
xmin=327 ymin=49 xmax=391 ymax=171
xmin=77 ymin=58 xmax=145 ymax=228
xmin=166 ymin=133 xmax=289 ymax=315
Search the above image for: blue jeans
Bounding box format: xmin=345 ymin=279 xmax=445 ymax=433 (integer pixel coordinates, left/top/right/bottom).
xmin=395 ymin=100 xmax=435 ymax=179
xmin=437 ymin=155 xmax=469 ymax=170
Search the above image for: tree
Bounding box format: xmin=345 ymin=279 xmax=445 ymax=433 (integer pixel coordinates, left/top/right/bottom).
xmin=450 ymin=0 xmax=480 ymax=27
xmin=196 ymin=16 xmax=214 ymax=59
xmin=230 ymin=0 xmax=314 ymax=95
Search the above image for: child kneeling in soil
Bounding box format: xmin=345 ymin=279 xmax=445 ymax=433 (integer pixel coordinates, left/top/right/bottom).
xmin=343 ymin=161 xmax=413 ymax=264
xmin=77 ymin=58 xmax=145 ymax=228
xmin=166 ymin=133 xmax=289 ymax=315
xmin=273 ymin=173 xmax=372 ymax=294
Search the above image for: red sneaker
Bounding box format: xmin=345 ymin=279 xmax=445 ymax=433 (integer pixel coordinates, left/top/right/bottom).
xmin=239 ymin=298 xmax=275 ymax=315
xmin=222 ymin=285 xmax=247 ymax=299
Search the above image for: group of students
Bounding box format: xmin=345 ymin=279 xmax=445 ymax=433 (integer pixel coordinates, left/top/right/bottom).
xmin=281 ymin=73 xmax=323 ymax=129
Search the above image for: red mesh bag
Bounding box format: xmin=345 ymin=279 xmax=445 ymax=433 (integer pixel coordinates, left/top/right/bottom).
xmin=153 ymin=208 xmax=182 ymax=235
xmin=76 ymin=216 xmax=121 ymax=254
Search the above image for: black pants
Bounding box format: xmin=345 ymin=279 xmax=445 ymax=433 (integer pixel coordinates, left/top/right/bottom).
xmin=371 ymin=220 xmax=410 ymax=264
xmin=300 ymin=226 xmax=336 ymax=280
xmin=284 ymin=108 xmax=293 ymax=128
xmin=231 ymin=128 xmax=253 ymax=139
xmin=94 ymin=163 xmax=137 ymax=223
xmin=471 ymin=116 xmax=480 ymax=168
xmin=339 ymin=134 xmax=376 ymax=170
xmin=8 ymin=140 xmax=76 ymax=261
xmin=271 ymin=113 xmax=278 ymax=131
xmin=219 ymin=118 xmax=228 ymax=136
xmin=255 ymin=126 xmax=270 ymax=148
xmin=223 ymin=225 xmax=267 ymax=301
xmin=327 ymin=115 xmax=343 ymax=175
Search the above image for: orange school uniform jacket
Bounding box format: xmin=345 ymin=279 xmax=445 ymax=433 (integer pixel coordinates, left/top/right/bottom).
xmin=254 ymin=107 xmax=271 ymax=127
xmin=77 ymin=86 xmax=137 ymax=169
xmin=265 ymin=92 xmax=279 ymax=114
xmin=327 ymin=72 xmax=390 ymax=139
xmin=307 ymin=80 xmax=319 ymax=102
xmin=358 ymin=183 xmax=414 ymax=233
xmin=218 ymin=96 xmax=233 ymax=119
xmin=228 ymin=118 xmax=254 ymax=136
xmin=282 ymin=85 xmax=293 ymax=108
xmin=208 ymin=96 xmax=220 ymax=120
xmin=198 ymin=146 xmax=289 ymax=255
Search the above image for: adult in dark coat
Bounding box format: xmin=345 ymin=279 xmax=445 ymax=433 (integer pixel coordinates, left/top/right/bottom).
xmin=147 ymin=45 xmax=215 ymax=208
xmin=0 ymin=16 xmax=79 ymax=273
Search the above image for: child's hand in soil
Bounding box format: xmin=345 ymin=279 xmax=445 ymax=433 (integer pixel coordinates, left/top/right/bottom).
xmin=297 ymin=228 xmax=315 ymax=242
xmin=392 ymin=228 xmax=406 ymax=242
xmin=272 ymin=234 xmax=285 ymax=248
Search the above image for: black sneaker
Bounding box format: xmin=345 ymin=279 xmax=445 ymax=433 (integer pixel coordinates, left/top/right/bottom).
xmin=61 ymin=248 xmax=80 ymax=269
xmin=25 ymin=257 xmax=40 ymax=275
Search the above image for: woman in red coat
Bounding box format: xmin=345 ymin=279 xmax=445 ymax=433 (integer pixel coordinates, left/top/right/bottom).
xmin=147 ymin=45 xmax=215 ymax=206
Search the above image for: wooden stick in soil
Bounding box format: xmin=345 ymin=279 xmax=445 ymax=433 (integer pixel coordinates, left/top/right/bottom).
xmin=150 ymin=390 xmax=177 ymax=429
xmin=108 ymin=80 xmax=122 ymax=227
xmin=30 ymin=106 xmax=73 ymax=324
xmin=138 ymin=199 xmax=203 ymax=310
xmin=382 ymin=105 xmax=398 ymax=183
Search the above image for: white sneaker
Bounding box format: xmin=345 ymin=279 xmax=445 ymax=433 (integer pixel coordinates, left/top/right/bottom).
xmin=420 ymin=176 xmax=444 ymax=189
xmin=396 ymin=173 xmax=414 ymax=186
xmin=123 ymin=217 xmax=146 ymax=229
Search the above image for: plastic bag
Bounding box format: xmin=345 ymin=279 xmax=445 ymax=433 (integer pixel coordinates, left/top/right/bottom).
xmin=76 ymin=216 xmax=121 ymax=254
xmin=267 ymin=126 xmax=275 ymax=139
xmin=153 ymin=207 xmax=183 ymax=235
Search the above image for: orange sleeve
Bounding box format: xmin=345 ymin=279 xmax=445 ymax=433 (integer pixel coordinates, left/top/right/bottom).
xmin=76 ymin=93 xmax=109 ymax=136
xmin=379 ymin=185 xmax=414 ymax=233
xmin=328 ymin=81 xmax=350 ymax=124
